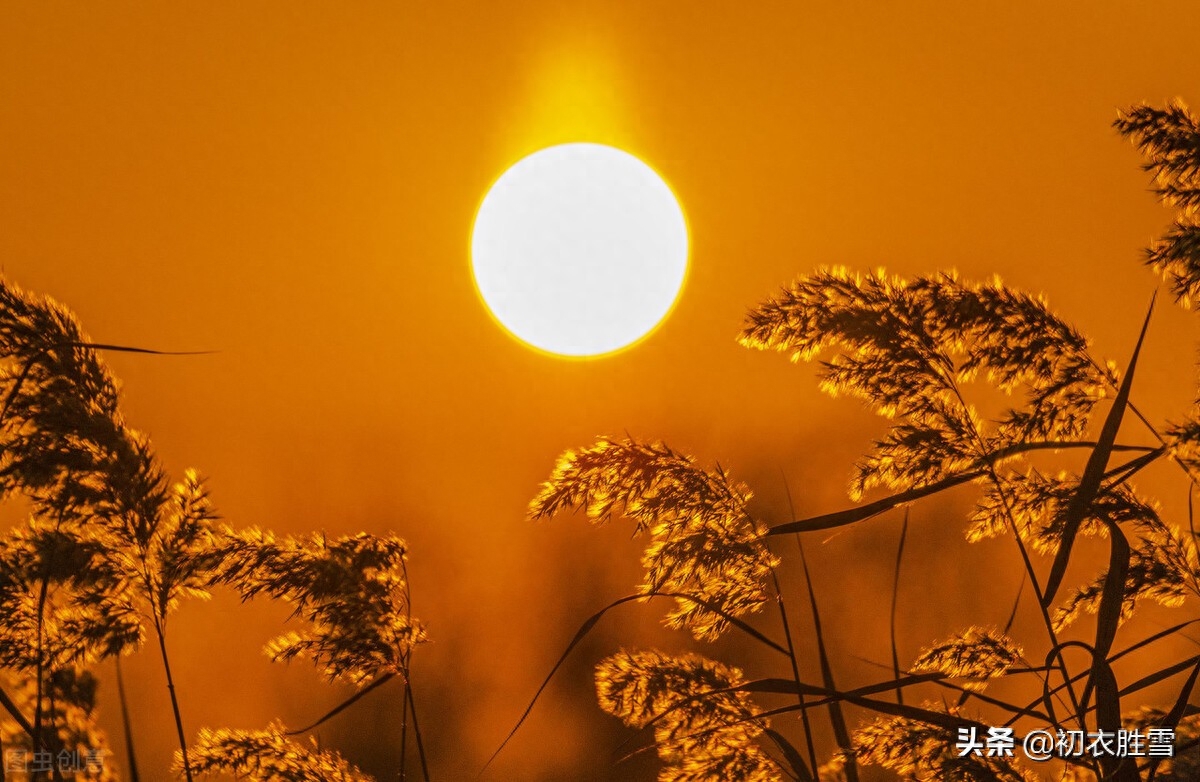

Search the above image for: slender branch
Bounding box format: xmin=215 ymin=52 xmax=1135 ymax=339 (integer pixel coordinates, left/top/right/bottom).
xmin=404 ymin=677 xmax=431 ymax=782
xmin=399 ymin=557 xmax=416 ymax=782
xmin=942 ymin=374 xmax=1083 ymax=729
xmin=30 ymin=575 xmax=49 ymax=782
xmin=796 ymin=537 xmax=858 ymax=782
xmin=1086 ymin=353 xmax=1200 ymax=489
xmin=779 ymin=476 xmax=821 ymax=777
xmin=115 ymin=657 xmax=141 ymax=782
xmin=890 ymin=510 xmax=908 ymax=706
xmin=983 ymin=459 xmax=1084 ymax=728
xmin=152 ymin=615 xmax=193 ymax=782
xmin=398 ymin=668 xmax=410 ymax=782
xmin=769 ymin=567 xmax=817 ymax=780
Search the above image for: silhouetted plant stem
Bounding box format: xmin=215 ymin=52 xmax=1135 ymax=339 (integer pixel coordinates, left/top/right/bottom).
xmin=115 ymin=656 xmax=141 ymax=782
xmin=398 ymin=557 xmax=421 ymax=782
xmin=0 ymin=687 xmax=31 ymax=738
xmin=1003 ymin=576 xmax=1024 ymax=635
xmin=890 ymin=511 xmax=908 ymax=706
xmin=398 ymin=668 xmax=410 ymax=781
xmin=795 ymin=537 xmax=858 ymax=782
xmin=945 ymin=369 xmax=1085 ymax=728
xmin=982 ymin=460 xmax=1085 ymax=728
xmin=778 ymin=476 xmax=821 ymax=777
xmin=152 ymin=615 xmax=193 ymax=782
xmin=30 ymin=574 xmax=48 ymax=782
xmin=30 ymin=569 xmax=63 ymax=782
xmin=769 ymin=567 xmax=817 ymax=780
xmin=404 ymin=676 xmax=430 ymax=782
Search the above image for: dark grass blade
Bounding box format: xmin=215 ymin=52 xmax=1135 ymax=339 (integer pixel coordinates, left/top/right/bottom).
xmin=115 ymin=657 xmax=141 ymax=782
xmin=763 ymin=728 xmax=814 ymax=782
xmin=0 ymin=355 xmax=38 ymax=427
xmin=1091 ymin=655 xmax=1137 ymax=782
xmin=1121 ymin=619 xmax=1200 ymax=660
xmin=617 ymin=686 xmax=1003 ymax=772
xmin=769 ymin=440 xmax=1160 ymax=539
xmin=1043 ymin=296 xmax=1155 ymax=607
xmin=1091 ymin=522 xmax=1131 ymax=669
xmin=637 ymin=672 xmax=949 ymax=739
xmin=845 ymin=651 xmax=1057 ymax=722
xmin=890 ymin=510 xmax=908 ymax=705
xmin=1008 ymin=619 xmax=1200 ymax=726
xmin=404 ymin=678 xmax=431 ymax=782
xmin=744 ymin=672 xmax=1054 ymax=723
xmin=779 ymin=472 xmax=822 ymax=779
xmin=0 ymin=685 xmax=33 ymax=736
xmin=286 ymin=674 xmax=394 ymax=735
xmin=769 ymin=470 xmax=982 ymax=535
xmin=481 ymin=591 xmax=788 ymax=775
xmin=1189 ymin=484 xmax=1197 ymax=541
xmin=0 ymin=342 xmax=212 ymax=427
xmin=927 ymin=678 xmax=1054 ymax=724
xmin=796 ymin=540 xmax=859 ymax=782
xmin=1003 ymin=576 xmax=1025 ymax=635
xmin=1163 ymin=659 xmax=1200 ymax=729
xmin=1146 ymin=661 xmax=1200 ymax=782
xmin=1100 ymin=447 xmax=1168 ymax=490
xmin=1120 ymin=653 xmax=1200 ymax=698
xmin=741 ymin=674 xmax=941 ymax=701
xmin=61 ymin=341 xmax=213 ymax=356
xmin=399 ymin=671 xmax=410 ymax=781
xmin=694 ymin=691 xmax=995 ymax=740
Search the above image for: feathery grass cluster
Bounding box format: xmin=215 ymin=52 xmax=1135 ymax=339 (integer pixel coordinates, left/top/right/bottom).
xmin=0 ymin=279 xmax=429 ymax=780
xmin=530 ymin=438 xmax=778 ymax=641
xmin=515 ymin=100 xmax=1200 ymax=782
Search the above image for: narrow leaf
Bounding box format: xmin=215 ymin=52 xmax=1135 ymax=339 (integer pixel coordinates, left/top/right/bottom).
xmin=116 ymin=657 xmax=141 ymax=782
xmin=890 ymin=511 xmax=908 ymax=705
xmin=1121 ymin=654 xmax=1200 ymax=698
xmin=1093 ymin=522 xmax=1132 ymax=664
xmin=1044 ymin=295 xmax=1154 ymax=606
xmin=797 ymin=540 xmax=859 ymax=782
xmin=763 ymin=728 xmax=814 ymax=782
xmin=770 ymin=470 xmax=981 ymax=535
xmin=286 ymin=673 xmax=394 ymax=735
xmin=481 ymin=591 xmax=788 ymax=775
xmin=0 ymin=685 xmax=32 ymax=737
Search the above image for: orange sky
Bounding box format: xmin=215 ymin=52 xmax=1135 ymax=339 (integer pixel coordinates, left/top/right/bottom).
xmin=4 ymin=3 xmax=1200 ymax=780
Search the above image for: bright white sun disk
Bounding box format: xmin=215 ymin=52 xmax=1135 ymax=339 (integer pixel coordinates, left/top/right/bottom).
xmin=471 ymin=143 xmax=688 ymax=357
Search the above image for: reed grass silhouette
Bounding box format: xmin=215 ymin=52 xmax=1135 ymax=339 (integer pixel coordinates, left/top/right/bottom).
xmin=500 ymin=100 xmax=1200 ymax=781
xmin=1 ymin=99 xmax=1199 ymax=781
xmin=0 ymin=284 xmax=428 ymax=779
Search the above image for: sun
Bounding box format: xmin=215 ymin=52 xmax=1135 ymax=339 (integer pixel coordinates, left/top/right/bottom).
xmin=471 ymin=143 xmax=689 ymax=358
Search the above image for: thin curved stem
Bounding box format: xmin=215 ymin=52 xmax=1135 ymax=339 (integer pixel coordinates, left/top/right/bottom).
xmin=152 ymin=615 xmax=192 ymax=782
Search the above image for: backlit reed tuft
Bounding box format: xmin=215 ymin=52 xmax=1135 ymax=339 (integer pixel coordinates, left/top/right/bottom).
xmin=213 ymin=529 xmax=425 ymax=686
xmin=596 ymin=649 xmax=781 ymax=782
xmin=910 ymin=627 xmax=1023 ymax=689
xmin=178 ymin=723 xmax=373 ymax=782
xmin=1116 ymin=100 xmax=1200 ymax=308
xmin=739 ymin=269 xmax=1106 ymax=499
xmin=853 ymin=713 xmax=1036 ymax=782
xmin=531 ymin=437 xmax=778 ymax=641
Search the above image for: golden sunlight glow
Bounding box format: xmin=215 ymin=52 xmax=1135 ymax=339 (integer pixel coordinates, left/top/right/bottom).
xmin=471 ymin=143 xmax=688 ymax=357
